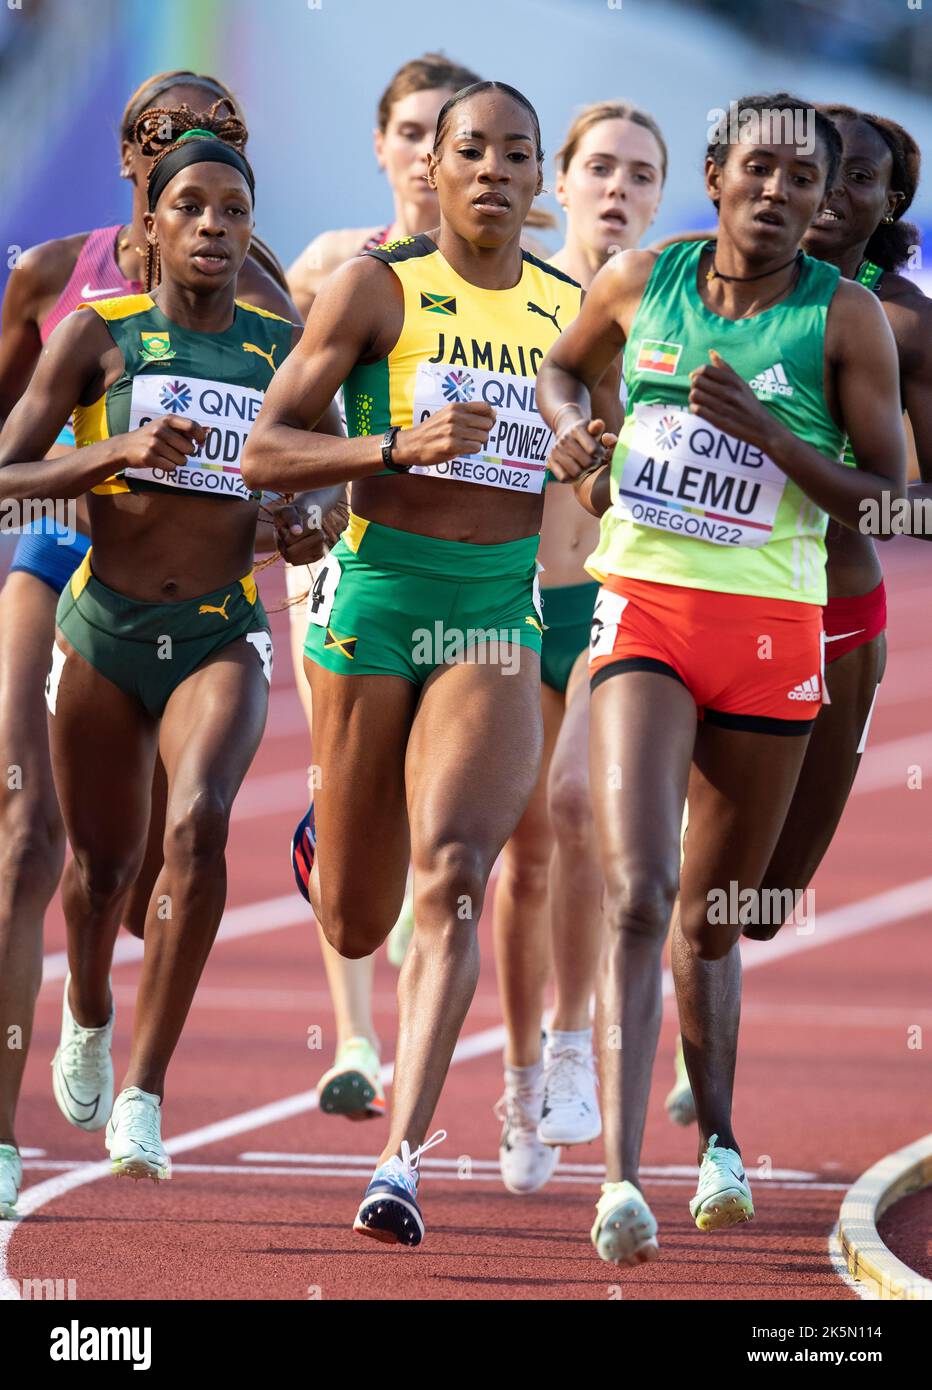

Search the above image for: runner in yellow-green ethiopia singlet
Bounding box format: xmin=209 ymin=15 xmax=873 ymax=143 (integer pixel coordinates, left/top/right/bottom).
xmin=243 ymin=81 xmax=620 ymax=1249
xmin=536 ymin=92 xmax=906 ymax=1267
xmin=0 ymin=115 xmax=341 ymax=1184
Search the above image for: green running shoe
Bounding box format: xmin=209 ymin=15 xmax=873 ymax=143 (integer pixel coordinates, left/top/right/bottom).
xmin=590 ymin=1180 xmax=659 ymax=1265
xmin=317 ymin=1037 xmax=385 ymax=1120
xmin=386 ymin=885 xmax=415 ymax=969
xmin=665 ymin=1034 xmax=696 ymax=1127
xmin=689 ymin=1133 xmax=754 ymax=1231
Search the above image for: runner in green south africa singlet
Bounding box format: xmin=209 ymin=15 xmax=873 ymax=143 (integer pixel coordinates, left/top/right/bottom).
xmin=56 ymin=293 xmax=294 ymax=717
xmin=74 ymin=292 xmax=293 ymax=499
xmin=586 ymin=240 xmax=847 ymax=606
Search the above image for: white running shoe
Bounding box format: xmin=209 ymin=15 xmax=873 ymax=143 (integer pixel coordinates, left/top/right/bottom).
xmin=538 ymin=1036 xmax=601 ymax=1146
xmin=51 ymin=973 xmax=114 ymax=1132
xmin=386 ymin=884 xmax=415 ymax=969
xmin=665 ymin=1034 xmax=697 ymax=1127
xmin=496 ymin=1071 xmax=560 ymax=1194
xmin=106 ymin=1087 xmax=170 ymax=1182
xmin=0 ymin=1145 xmax=22 ymax=1219
xmin=689 ymin=1133 xmax=754 ymax=1231
xmin=591 ymin=1181 xmax=659 ymax=1265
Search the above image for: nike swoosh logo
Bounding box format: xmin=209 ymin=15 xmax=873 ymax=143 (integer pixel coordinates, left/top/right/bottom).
xmin=54 ymin=1063 xmax=100 ymax=1121
xmin=825 ymin=629 xmax=866 ymax=643
xmin=81 ymin=283 xmax=125 ymax=299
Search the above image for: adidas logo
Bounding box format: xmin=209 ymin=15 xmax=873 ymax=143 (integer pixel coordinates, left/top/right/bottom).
xmin=750 ymin=362 xmax=794 ymax=397
xmin=788 ymin=674 xmax=821 ymax=702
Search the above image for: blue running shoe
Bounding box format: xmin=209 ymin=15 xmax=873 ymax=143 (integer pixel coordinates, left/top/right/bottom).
xmin=291 ymin=802 xmax=316 ymax=902
xmin=353 ymin=1130 xmax=447 ymax=1246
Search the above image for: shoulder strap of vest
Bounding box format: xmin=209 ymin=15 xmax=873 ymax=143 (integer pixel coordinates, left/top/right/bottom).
xmin=855 ymin=259 xmax=884 ymax=293
xmin=365 ymin=232 xmax=437 ymax=266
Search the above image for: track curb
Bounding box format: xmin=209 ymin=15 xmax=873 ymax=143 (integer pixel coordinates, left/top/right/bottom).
xmin=837 ymin=1132 xmax=932 ymax=1299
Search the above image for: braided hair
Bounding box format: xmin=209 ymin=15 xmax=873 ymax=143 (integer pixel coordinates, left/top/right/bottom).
xmin=121 ymin=70 xmax=241 ymax=144
xmin=134 ymin=99 xmax=252 ymax=291
xmin=820 ymin=104 xmax=921 ymax=272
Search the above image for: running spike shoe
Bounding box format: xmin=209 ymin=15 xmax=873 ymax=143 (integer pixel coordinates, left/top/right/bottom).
xmin=353 ymin=1130 xmax=447 ymax=1246
xmin=665 ymin=1034 xmax=697 ymax=1127
xmin=51 ymin=973 xmax=114 ymax=1132
xmin=689 ymin=1133 xmax=754 ymax=1231
xmin=291 ymin=802 xmax=316 ymax=902
xmin=106 ymin=1087 xmax=170 ymax=1182
xmin=317 ymin=1037 xmax=385 ymax=1120
xmin=591 ymin=1180 xmax=660 ymax=1265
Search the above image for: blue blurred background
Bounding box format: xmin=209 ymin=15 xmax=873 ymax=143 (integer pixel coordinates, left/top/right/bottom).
xmin=0 ymin=0 xmax=930 ymax=293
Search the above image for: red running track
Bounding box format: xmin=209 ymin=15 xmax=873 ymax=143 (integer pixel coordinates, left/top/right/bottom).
xmin=3 ymin=540 xmax=930 ymax=1300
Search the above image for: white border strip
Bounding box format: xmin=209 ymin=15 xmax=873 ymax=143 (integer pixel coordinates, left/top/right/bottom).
xmin=835 ymin=1133 xmax=932 ymax=1300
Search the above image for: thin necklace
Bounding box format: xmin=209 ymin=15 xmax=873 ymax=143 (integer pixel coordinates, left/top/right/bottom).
xmin=705 ymin=240 xmax=803 ymax=283
xmin=117 ymin=225 xmax=146 ymax=257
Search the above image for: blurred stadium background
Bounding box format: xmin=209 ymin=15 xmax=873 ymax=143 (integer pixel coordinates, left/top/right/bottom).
xmin=0 ymin=0 xmax=929 ymax=280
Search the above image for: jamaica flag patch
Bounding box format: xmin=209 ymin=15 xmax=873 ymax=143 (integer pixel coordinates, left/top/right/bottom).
xmin=420 ymin=292 xmax=456 ymax=316
xmin=324 ymin=628 xmax=357 ymax=660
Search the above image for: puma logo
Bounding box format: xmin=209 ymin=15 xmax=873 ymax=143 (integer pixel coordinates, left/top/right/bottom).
xmin=527 ymin=301 xmax=560 ymax=332
xmin=198 ymin=593 xmax=231 ymax=621
xmin=242 ymin=342 xmax=278 ymax=374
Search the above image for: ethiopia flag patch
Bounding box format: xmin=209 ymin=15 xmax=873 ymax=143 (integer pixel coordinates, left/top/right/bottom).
xmin=420 ymin=292 xmax=456 ymax=316
xmin=635 ymin=339 xmax=682 ymax=375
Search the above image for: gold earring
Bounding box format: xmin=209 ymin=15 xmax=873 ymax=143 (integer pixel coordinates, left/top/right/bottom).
xmin=882 ymin=215 xmax=894 ymax=224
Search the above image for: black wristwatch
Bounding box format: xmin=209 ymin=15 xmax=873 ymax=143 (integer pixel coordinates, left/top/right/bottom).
xmin=381 ymin=425 xmax=409 ymax=472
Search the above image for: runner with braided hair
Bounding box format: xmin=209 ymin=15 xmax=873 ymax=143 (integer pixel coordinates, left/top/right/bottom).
xmin=0 ymin=116 xmax=342 ymax=1188
xmin=0 ymin=70 xmax=310 ymax=1217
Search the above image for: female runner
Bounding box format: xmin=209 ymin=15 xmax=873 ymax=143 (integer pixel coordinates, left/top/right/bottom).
xmin=245 ymin=81 xmax=618 ymax=1246
xmin=0 ymin=69 xmax=301 ymax=1215
xmin=0 ymin=108 xmax=339 ymax=1182
xmin=537 ymin=93 xmax=905 ymax=1263
xmin=494 ymin=101 xmax=666 ymax=1193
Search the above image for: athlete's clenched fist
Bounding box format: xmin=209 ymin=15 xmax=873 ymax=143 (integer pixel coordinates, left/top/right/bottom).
xmin=393 ymin=401 xmax=496 ymax=468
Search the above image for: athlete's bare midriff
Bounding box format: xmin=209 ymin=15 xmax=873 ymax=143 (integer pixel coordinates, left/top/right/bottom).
xmin=351 ymin=471 xmax=544 ymax=545
xmin=87 ymin=490 xmax=259 ymax=603
xmin=536 ymin=480 xmax=600 ymax=587
xmin=824 ymin=521 xmax=883 ymax=599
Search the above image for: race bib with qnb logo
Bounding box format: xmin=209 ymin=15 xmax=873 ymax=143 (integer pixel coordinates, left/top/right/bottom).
xmin=611 ymin=403 xmax=788 ymax=547
xmin=125 ymin=374 xmax=265 ymax=501
xmin=409 ymin=361 xmax=551 ymax=495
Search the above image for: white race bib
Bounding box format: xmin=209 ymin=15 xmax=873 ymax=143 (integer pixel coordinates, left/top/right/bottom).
xmin=305 ymin=553 xmax=343 ymax=627
xmin=589 ymin=589 xmax=628 ymax=661
xmin=125 ymin=374 xmax=264 ymax=502
xmin=612 ymin=403 xmax=787 ymax=547
xmin=409 ymin=362 xmax=550 ymax=495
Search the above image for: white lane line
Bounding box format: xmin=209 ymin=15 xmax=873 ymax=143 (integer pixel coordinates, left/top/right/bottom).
xmin=10 ymin=878 xmax=930 ymax=1299
xmin=40 ymin=893 xmax=311 ymax=988
xmin=852 ymin=730 xmax=932 ymax=796
xmin=237 ymin=1152 xmax=820 ymax=1181
xmin=15 ymin=1158 xmax=847 ymax=1192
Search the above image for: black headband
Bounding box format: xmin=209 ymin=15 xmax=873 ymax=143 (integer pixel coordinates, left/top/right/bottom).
xmin=147 ymin=133 xmax=255 ymax=211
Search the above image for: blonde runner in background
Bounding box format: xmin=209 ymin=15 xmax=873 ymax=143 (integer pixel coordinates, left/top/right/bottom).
xmin=494 ymin=103 xmax=667 ymax=1193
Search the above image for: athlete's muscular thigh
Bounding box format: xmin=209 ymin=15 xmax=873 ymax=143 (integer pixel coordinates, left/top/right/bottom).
xmin=680 ymin=723 xmax=810 ymax=959
xmin=0 ymin=573 xmax=64 ymax=879
xmin=48 ymin=633 xmax=157 ymax=890
xmin=588 ymin=673 xmax=695 ymax=931
xmin=306 ymin=660 xmax=418 ymax=950
xmin=406 ymin=651 xmax=544 ymax=910
xmin=0 ymin=574 xmax=59 ymax=801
